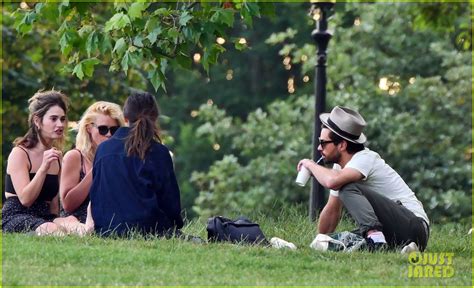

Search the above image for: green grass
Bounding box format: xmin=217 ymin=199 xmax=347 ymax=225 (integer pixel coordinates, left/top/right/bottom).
xmin=2 ymin=208 xmax=472 ymax=286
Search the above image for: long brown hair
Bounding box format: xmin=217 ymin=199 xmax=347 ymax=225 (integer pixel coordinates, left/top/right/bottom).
xmin=14 ymin=89 xmax=69 ymax=150
xmin=123 ymin=91 xmax=161 ymax=160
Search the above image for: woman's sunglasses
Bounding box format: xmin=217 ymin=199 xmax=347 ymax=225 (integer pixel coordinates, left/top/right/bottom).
xmin=94 ymin=124 xmax=120 ymax=136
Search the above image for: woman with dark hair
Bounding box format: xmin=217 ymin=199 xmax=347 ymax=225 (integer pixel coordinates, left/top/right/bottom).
xmin=2 ymin=89 xmax=84 ymax=235
xmin=89 ymin=91 xmax=183 ymax=237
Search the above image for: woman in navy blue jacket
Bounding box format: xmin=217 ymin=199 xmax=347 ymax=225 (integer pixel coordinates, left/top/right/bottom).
xmin=89 ymin=91 xmax=183 ymax=237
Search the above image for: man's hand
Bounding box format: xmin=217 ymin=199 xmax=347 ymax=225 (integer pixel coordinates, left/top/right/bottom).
xmin=297 ymin=158 xmax=363 ymax=190
xmin=297 ymin=158 xmax=314 ymax=172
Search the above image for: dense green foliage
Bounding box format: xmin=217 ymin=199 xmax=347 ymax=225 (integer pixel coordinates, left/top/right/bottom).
xmin=2 ymin=210 xmax=471 ymax=285
xmin=2 ymin=2 xmax=471 ymax=223
xmin=12 ymin=1 xmax=274 ymax=91
xmin=191 ymin=96 xmax=313 ymax=217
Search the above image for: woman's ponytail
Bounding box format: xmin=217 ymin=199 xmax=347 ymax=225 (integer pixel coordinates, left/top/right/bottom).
xmin=123 ymin=92 xmax=161 ymax=160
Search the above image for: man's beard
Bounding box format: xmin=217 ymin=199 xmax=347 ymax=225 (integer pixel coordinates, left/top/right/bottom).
xmin=323 ymin=151 xmax=341 ymax=165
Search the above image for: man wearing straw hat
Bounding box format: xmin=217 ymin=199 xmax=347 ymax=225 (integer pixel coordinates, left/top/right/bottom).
xmin=297 ymin=106 xmax=429 ymax=252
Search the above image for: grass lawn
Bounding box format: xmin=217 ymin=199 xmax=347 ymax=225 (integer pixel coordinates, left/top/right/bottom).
xmin=2 ymin=209 xmax=472 ymax=286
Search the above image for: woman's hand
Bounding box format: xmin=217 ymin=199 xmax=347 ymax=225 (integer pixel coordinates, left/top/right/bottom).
xmin=38 ymin=148 xmax=62 ymax=174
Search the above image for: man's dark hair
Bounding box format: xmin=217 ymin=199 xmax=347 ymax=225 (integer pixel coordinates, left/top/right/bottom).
xmin=323 ymin=125 xmax=365 ymax=154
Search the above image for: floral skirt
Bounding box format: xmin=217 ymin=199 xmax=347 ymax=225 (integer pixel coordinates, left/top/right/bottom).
xmin=2 ymin=197 xmax=56 ymax=233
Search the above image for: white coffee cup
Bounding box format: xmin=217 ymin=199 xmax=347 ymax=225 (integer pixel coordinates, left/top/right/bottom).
xmin=295 ymin=166 xmax=311 ymax=187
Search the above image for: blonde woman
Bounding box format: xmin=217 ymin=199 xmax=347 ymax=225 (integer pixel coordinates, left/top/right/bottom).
xmin=60 ymin=101 xmax=125 ymax=226
xmin=2 ymin=90 xmax=73 ymax=235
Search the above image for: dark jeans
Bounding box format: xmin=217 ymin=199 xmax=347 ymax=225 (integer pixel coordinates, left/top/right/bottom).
xmin=339 ymin=183 xmax=429 ymax=251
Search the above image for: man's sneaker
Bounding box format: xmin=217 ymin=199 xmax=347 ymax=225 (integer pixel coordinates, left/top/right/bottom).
xmin=270 ymin=237 xmax=297 ymax=250
xmin=401 ymin=242 xmax=419 ymax=254
xmin=310 ymin=234 xmax=346 ymax=252
xmin=366 ymin=237 xmax=387 ymax=252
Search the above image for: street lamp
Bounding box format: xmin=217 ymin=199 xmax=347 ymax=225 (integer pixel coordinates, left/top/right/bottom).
xmin=309 ymin=1 xmax=334 ymax=221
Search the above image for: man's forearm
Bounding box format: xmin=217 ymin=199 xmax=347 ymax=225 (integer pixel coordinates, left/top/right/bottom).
xmin=317 ymin=204 xmax=341 ymax=234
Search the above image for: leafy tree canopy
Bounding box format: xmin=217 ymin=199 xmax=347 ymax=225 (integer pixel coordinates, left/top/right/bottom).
xmin=13 ymin=1 xmax=275 ymax=91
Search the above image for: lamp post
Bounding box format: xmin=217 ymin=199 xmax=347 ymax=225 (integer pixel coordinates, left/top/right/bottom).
xmin=309 ymin=1 xmax=334 ymax=221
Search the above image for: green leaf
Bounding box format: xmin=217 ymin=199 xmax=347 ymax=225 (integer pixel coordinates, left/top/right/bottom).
xmin=128 ymin=45 xmax=138 ymax=53
xmin=34 ymin=3 xmax=44 ymax=14
xmin=151 ymin=8 xmax=171 ymax=17
xmin=235 ymin=41 xmax=247 ymax=51
xmin=179 ymin=11 xmax=193 ymax=27
xmin=147 ymin=28 xmax=162 ymax=45
xmin=14 ymin=12 xmax=36 ymax=35
xmin=114 ymin=2 xmax=129 ymax=12
xmin=71 ymin=2 xmax=90 ymax=15
xmin=167 ymin=27 xmax=179 ymax=39
xmin=159 ymin=58 xmax=168 ymax=75
xmin=58 ymin=0 xmax=70 ymax=17
xmin=104 ymin=12 xmax=131 ymax=32
xmin=145 ymin=17 xmax=162 ymax=44
xmin=210 ymin=8 xmax=234 ymax=27
xmin=109 ymin=58 xmax=120 ymax=73
xmin=240 ymin=2 xmax=260 ymax=28
xmin=78 ymin=24 xmax=93 ymax=38
xmin=148 ymin=68 xmax=163 ymax=92
xmin=121 ymin=51 xmax=131 ymax=75
xmin=240 ymin=8 xmax=252 ymax=28
xmin=57 ymin=20 xmax=69 ymax=34
xmin=259 ymin=3 xmax=276 ymax=19
xmin=182 ymin=27 xmax=200 ymax=43
xmin=133 ymin=36 xmax=144 ymax=48
xmin=121 ymin=50 xmax=141 ymax=75
xmin=72 ymin=62 xmax=84 ymax=80
xmin=86 ymin=31 xmax=99 ymax=57
xmin=81 ymin=58 xmax=101 ymax=78
xmin=128 ymin=2 xmax=149 ymax=20
xmin=39 ymin=3 xmax=59 ymax=22
xmin=176 ymin=52 xmax=192 ymax=70
xmin=202 ymin=44 xmax=226 ymax=73
xmin=59 ymin=31 xmax=74 ymax=57
xmin=100 ymin=34 xmax=113 ymax=54
xmin=245 ymin=2 xmax=261 ymax=17
xmin=113 ymin=37 xmax=127 ymax=56
xmin=145 ymin=17 xmax=159 ymax=32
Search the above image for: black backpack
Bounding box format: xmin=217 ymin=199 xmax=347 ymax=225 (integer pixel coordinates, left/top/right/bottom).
xmin=206 ymin=216 xmax=268 ymax=245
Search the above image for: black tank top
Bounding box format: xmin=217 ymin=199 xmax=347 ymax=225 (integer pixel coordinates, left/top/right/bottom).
xmin=74 ymin=149 xmax=86 ymax=181
xmin=4 ymin=146 xmax=59 ymax=202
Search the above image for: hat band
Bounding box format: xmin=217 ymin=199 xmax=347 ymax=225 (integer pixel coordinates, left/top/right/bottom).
xmin=327 ymin=118 xmax=360 ymax=141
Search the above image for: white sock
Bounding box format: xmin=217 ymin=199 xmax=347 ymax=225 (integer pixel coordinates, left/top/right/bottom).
xmin=367 ymin=231 xmax=386 ymax=243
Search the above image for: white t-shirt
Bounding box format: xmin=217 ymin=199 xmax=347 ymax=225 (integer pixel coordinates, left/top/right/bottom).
xmin=330 ymin=148 xmax=429 ymax=224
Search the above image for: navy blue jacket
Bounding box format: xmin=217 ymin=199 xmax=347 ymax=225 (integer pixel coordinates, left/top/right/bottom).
xmin=90 ymin=127 xmax=183 ymax=236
